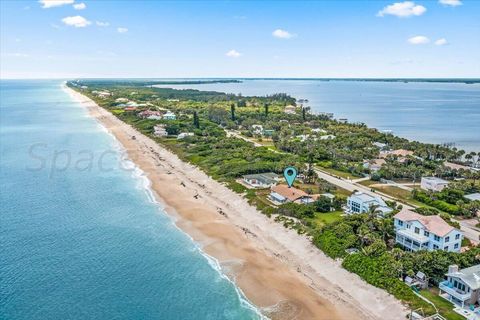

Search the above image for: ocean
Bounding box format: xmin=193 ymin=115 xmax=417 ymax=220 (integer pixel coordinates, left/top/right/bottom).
xmin=0 ymin=80 xmax=261 ymax=319
xmin=157 ymin=79 xmax=480 ymax=152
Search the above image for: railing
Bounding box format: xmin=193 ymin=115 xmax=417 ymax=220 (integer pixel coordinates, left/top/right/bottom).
xmin=439 ymin=281 xmax=471 ymax=301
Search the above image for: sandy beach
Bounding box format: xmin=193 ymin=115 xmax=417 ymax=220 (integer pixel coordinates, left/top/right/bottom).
xmin=65 ymin=84 xmax=408 ymax=320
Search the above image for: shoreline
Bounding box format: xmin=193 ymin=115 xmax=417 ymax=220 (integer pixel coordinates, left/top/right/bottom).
xmin=64 ymin=84 xmax=409 ymax=319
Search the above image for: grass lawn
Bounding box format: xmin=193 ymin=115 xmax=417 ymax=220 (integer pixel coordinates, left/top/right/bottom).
xmin=316 ymin=166 xmax=357 ymax=180
xmin=251 ymin=138 xmax=275 ymax=147
xmin=419 ymin=289 xmax=465 ymax=320
xmin=310 ymin=211 xmax=343 ymax=228
xmin=372 ymin=185 xmax=412 ymax=201
xmin=358 ymin=179 xmax=377 ymax=187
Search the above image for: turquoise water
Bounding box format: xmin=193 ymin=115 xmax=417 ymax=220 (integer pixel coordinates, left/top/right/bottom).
xmin=159 ymin=80 xmax=480 ymax=152
xmin=0 ymin=80 xmax=260 ymax=319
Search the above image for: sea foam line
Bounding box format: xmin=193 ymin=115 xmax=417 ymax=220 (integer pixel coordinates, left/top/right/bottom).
xmin=64 ymin=81 xmax=267 ymax=319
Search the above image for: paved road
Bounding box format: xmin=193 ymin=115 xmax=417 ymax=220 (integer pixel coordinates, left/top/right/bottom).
xmin=314 ymin=167 xmax=415 ymax=210
xmin=315 ymin=167 xmax=480 ymax=243
xmin=225 ymin=130 xmax=263 ymax=147
xmin=457 ymin=219 xmax=480 ymax=245
xmin=224 ymin=129 xmax=480 ymax=243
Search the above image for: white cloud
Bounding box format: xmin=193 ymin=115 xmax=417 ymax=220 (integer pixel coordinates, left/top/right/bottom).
xmin=39 ymin=0 xmax=74 ymax=9
xmin=61 ymin=16 xmax=91 ymax=28
xmin=117 ymin=27 xmax=128 ymax=33
xmin=73 ymin=2 xmax=86 ymax=10
xmin=435 ymin=38 xmax=448 ymax=45
xmin=439 ymin=0 xmax=462 ymax=6
xmin=226 ymin=49 xmax=241 ymax=58
xmin=96 ymin=21 xmax=110 ymax=27
xmin=377 ymin=1 xmax=427 ymax=17
xmin=272 ymin=29 xmax=294 ymax=39
xmin=5 ymin=53 xmax=30 ymax=58
xmin=408 ymin=35 xmax=430 ymax=44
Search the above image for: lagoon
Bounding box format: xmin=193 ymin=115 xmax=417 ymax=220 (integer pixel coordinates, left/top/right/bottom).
xmin=159 ymin=79 xmax=480 ymax=152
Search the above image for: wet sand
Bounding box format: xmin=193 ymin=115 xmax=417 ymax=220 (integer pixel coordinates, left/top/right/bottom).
xmin=65 ymin=85 xmax=408 ymax=320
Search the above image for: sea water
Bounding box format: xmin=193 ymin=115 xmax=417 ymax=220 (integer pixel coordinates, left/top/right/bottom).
xmin=158 ymin=79 xmax=480 ymax=152
xmin=0 ymin=80 xmax=261 ymax=319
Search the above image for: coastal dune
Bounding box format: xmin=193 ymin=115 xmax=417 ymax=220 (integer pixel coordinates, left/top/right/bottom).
xmin=65 ymin=85 xmax=408 ymax=320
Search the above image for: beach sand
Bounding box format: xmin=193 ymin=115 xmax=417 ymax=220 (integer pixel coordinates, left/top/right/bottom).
xmin=65 ymin=85 xmax=408 ymax=320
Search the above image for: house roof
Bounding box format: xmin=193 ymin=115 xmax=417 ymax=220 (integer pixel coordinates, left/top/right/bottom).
xmin=447 ymin=265 xmax=480 ymax=290
xmin=465 ymin=193 xmax=480 ymax=201
xmin=444 ymin=161 xmax=472 ymax=171
xmin=243 ymin=173 xmax=278 ymax=185
xmin=349 ymin=192 xmax=388 ymax=208
xmin=271 ymin=184 xmax=310 ymax=202
xmin=380 ymin=149 xmax=414 ymax=158
xmin=394 ymin=208 xmax=455 ymax=237
xmin=421 ymin=176 xmax=449 ymax=184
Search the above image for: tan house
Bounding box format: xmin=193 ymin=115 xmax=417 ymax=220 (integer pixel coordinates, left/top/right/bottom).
xmin=379 ymin=149 xmax=414 ymax=159
xmin=268 ymin=185 xmax=315 ymax=205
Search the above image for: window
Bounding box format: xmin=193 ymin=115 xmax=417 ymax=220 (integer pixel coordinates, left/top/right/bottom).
xmin=454 ymin=281 xmax=466 ymax=292
xmin=398 ymin=220 xmax=403 ymax=226
xmin=424 ymin=230 xmax=429 ymax=237
xmin=454 ymin=243 xmax=459 ymax=249
xmin=414 ymin=227 xmax=420 ymax=234
xmin=445 ymin=246 xmax=449 ymax=251
xmin=455 ymin=234 xmax=460 ymax=240
xmin=407 ymin=224 xmax=411 ymax=229
xmin=433 ymin=244 xmax=439 ymax=249
xmin=434 ymin=235 xmax=440 ymax=241
xmin=445 ymin=236 xmax=450 ymax=243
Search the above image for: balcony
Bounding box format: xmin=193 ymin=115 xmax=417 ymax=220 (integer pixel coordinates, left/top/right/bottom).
xmin=396 ymin=232 xmax=429 ymax=251
xmin=397 ymin=228 xmax=429 ymax=243
xmin=439 ymin=281 xmax=471 ymax=302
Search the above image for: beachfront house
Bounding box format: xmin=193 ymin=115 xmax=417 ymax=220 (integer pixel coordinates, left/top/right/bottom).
xmin=421 ymin=177 xmax=449 ymax=192
xmin=177 ymin=132 xmax=194 ymax=139
xmin=439 ymin=264 xmax=480 ymax=309
xmin=394 ymin=208 xmax=463 ymax=252
xmin=163 ymin=111 xmax=176 ymax=120
xmin=138 ymin=110 xmax=162 ymax=120
xmin=465 ymin=193 xmax=480 ymax=202
xmin=346 ymin=192 xmax=393 ymax=216
xmin=153 ymin=124 xmax=168 ymax=137
xmin=268 ymin=185 xmax=314 ymax=205
xmin=243 ymin=173 xmax=279 ymax=189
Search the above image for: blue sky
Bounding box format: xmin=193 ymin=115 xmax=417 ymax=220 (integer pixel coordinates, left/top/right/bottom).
xmin=1 ymin=0 xmax=479 ymax=78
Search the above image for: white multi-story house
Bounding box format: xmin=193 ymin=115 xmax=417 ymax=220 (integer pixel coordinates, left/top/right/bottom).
xmin=394 ymin=208 xmax=463 ymax=252
xmin=420 ymin=177 xmax=449 ymax=192
xmin=346 ymin=192 xmax=393 ymax=216
xmin=439 ymin=264 xmax=480 ymax=309
xmin=163 ymin=111 xmax=176 ymax=120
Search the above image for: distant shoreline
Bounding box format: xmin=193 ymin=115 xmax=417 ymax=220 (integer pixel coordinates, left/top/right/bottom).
xmin=65 ymin=83 xmax=408 ymax=320
xmin=2 ymin=78 xmax=479 ymax=84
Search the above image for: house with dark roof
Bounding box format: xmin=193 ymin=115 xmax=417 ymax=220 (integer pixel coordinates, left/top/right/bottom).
xmin=394 ymin=208 xmax=463 ymax=252
xmin=242 ymin=173 xmax=279 ymax=189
